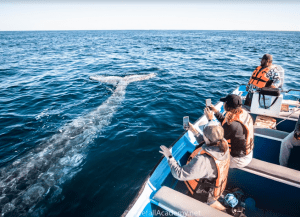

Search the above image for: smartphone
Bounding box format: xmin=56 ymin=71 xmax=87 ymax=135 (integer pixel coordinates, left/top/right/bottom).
xmin=183 ymin=116 xmax=189 ymax=130
xmin=206 ymin=99 xmax=211 ymax=107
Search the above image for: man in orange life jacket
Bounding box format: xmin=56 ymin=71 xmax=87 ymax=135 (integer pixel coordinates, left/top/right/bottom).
xmin=244 ymin=54 xmax=282 ymax=106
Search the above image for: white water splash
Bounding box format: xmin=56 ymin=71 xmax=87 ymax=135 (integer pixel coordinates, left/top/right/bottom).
xmin=35 ymin=109 xmax=49 ymax=120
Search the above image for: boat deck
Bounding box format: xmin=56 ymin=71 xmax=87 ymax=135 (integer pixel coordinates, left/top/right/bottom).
xmin=123 ymin=85 xmax=300 ymax=217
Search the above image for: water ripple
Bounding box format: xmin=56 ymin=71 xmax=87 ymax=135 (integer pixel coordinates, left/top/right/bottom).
xmin=0 ymin=30 xmax=299 ymax=216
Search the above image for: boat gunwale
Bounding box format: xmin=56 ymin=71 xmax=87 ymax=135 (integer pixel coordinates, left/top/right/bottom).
xmin=121 ymin=128 xmax=194 ymax=217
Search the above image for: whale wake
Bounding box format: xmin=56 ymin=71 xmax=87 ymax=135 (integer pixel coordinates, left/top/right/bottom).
xmin=0 ymin=73 xmax=156 ymax=216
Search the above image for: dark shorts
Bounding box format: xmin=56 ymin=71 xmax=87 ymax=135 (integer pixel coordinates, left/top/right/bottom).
xmin=188 ymin=180 xmax=216 ymax=205
xmin=244 ymin=92 xmax=253 ymax=106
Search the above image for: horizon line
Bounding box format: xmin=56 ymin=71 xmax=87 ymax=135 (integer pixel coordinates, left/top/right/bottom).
xmin=1 ymin=0 xmax=299 ymax=3
xmin=1 ymin=29 xmax=300 ymax=32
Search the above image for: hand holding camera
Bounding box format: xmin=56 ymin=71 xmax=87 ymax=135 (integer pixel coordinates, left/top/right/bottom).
xmin=205 ymin=99 xmax=217 ymax=113
xmin=294 ymin=130 xmax=300 ymax=140
xmin=204 ymin=107 xmax=214 ymax=121
xmin=208 ymin=105 xmax=218 ymax=113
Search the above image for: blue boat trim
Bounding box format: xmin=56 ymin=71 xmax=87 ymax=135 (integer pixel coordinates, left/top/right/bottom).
xmin=150 ymin=199 xmax=159 ymax=206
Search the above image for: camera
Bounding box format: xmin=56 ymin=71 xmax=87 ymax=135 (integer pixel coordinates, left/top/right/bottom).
xmin=183 ymin=116 xmax=189 ymax=130
xmin=206 ymin=99 xmax=211 ymax=107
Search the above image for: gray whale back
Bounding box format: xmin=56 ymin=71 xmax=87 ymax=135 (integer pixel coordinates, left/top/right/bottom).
xmin=0 ymin=73 xmax=156 ymax=216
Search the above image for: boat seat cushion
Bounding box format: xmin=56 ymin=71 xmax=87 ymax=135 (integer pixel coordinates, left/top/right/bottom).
xmin=254 ymin=127 xmax=289 ymax=140
xmin=152 ymin=186 xmax=231 ymax=217
xmin=242 ymin=158 xmax=300 ymax=186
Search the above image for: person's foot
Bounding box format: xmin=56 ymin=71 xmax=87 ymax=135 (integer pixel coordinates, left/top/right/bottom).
xmin=210 ymin=200 xmax=226 ymax=212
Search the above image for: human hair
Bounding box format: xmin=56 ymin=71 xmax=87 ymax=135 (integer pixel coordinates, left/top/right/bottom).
xmin=203 ymin=124 xmax=228 ymax=153
xmin=215 ymin=139 xmax=228 ymax=153
xmin=224 ymin=104 xmax=243 ymax=125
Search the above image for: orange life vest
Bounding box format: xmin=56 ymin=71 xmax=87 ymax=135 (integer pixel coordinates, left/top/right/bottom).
xmin=248 ymin=66 xmax=271 ymax=88
xmin=184 ymin=146 xmax=230 ymax=201
xmin=222 ymin=109 xmax=254 ymax=155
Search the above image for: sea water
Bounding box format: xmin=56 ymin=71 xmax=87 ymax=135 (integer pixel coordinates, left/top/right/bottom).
xmin=0 ymin=30 xmax=300 ymax=216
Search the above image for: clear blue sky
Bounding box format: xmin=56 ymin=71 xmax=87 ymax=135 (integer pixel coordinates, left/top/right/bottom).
xmin=0 ymin=1 xmax=299 ymax=31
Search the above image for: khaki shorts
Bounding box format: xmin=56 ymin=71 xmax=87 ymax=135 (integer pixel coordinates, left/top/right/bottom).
xmin=230 ymin=151 xmax=253 ymax=168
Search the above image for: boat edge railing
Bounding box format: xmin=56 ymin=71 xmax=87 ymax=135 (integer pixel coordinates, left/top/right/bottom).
xmin=121 ymin=129 xmax=190 ymax=217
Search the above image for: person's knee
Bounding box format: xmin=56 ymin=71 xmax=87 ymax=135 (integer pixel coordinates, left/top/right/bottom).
xmin=281 ymin=140 xmax=293 ymax=149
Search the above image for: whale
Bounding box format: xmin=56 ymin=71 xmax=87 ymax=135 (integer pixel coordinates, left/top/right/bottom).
xmin=0 ymin=73 xmax=156 ymax=216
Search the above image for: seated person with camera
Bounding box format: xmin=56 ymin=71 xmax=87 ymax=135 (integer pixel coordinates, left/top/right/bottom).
xmin=279 ymin=115 xmax=300 ymax=167
xmin=245 ymin=54 xmax=283 ymax=106
xmin=159 ymin=122 xmax=230 ymax=212
xmin=208 ymin=94 xmax=254 ymax=168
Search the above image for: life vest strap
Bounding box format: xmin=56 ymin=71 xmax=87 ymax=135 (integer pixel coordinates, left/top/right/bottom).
xmin=250 ymin=76 xmax=269 ymax=83
xmin=258 ymin=92 xmax=279 ymax=109
xmin=245 ymin=138 xmax=254 ymax=154
xmin=213 ymin=178 xmax=228 ymax=199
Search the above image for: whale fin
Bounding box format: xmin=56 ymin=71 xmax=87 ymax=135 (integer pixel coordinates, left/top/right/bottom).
xmin=90 ymin=73 xmax=156 ymax=86
xmin=122 ymin=73 xmax=156 ymax=84
xmin=90 ymin=75 xmax=123 ymax=86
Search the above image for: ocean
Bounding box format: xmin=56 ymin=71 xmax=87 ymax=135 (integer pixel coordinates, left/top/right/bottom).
xmin=0 ymin=30 xmax=299 ymax=217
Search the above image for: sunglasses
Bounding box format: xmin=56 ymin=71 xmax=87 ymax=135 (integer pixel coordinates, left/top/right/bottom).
xmin=261 ymin=59 xmax=272 ymax=63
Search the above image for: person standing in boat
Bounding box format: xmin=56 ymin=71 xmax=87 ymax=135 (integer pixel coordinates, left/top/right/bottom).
xmin=159 ymin=122 xmax=230 ymax=212
xmin=279 ymin=115 xmax=300 ymax=167
xmin=244 ymin=54 xmax=283 ymax=106
xmin=208 ymin=94 xmax=254 ymax=168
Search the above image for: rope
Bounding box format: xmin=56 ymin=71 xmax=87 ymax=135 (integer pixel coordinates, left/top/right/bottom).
xmin=272 ymin=104 xmax=300 ymax=129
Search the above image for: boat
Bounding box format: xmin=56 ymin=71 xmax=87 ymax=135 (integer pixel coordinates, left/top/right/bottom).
xmin=122 ymin=85 xmax=300 ymax=217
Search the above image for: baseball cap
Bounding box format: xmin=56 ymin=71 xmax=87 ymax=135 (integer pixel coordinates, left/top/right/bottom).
xmin=259 ymin=54 xmax=272 ymax=61
xmin=220 ymin=94 xmax=242 ymax=109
